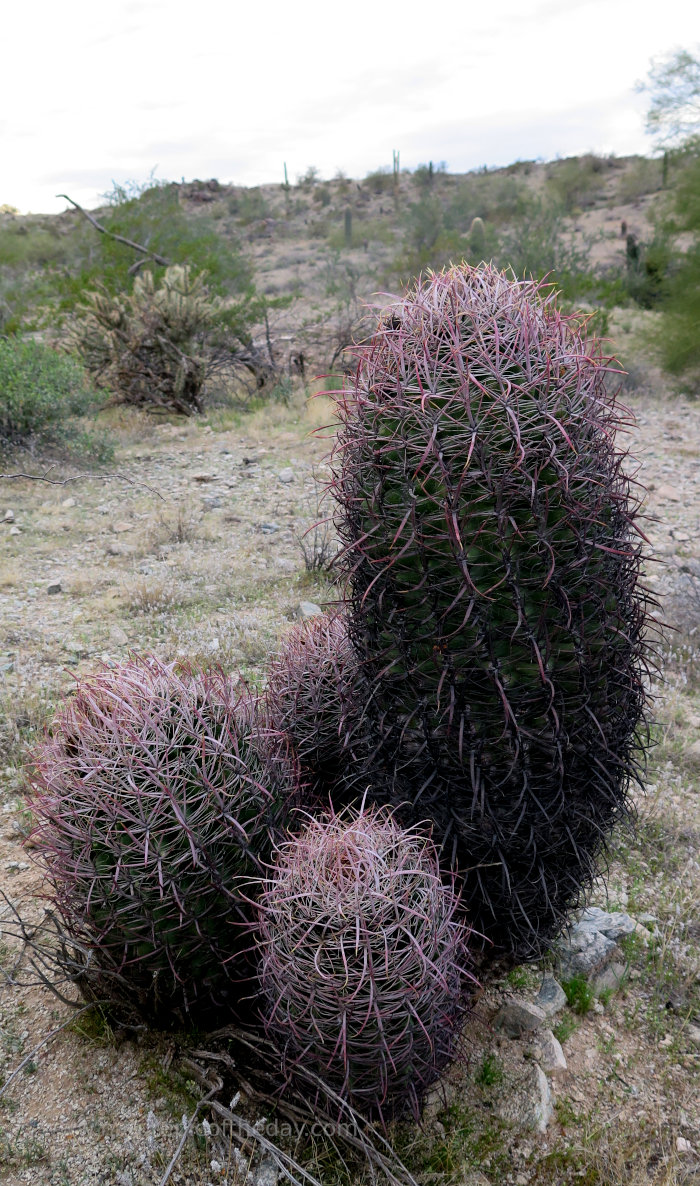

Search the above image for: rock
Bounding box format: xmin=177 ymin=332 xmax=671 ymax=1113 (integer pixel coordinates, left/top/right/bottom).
xmin=493 ymin=997 xmax=547 ymax=1038
xmin=580 ymin=906 xmax=638 ymax=941
xmin=252 ymin=1158 xmax=279 ymax=1186
xmin=260 ymin=522 xmax=280 ymax=534
xmin=494 ymin=1064 xmax=552 ymax=1134
xmin=592 ymin=961 xmax=626 ymax=996
xmin=110 ymin=626 xmax=129 ymax=646
xmin=9 ymin=525 xmax=21 ymax=536
xmin=656 ymin=483 xmax=681 ymax=502
xmin=3 ymin=509 xmax=14 ymax=522
xmin=201 ymin=494 xmax=223 ymax=509
xmin=687 ymin=1025 xmax=700 ymax=1046
xmin=278 ymin=467 xmax=294 ymax=484
xmin=61 ymin=496 xmax=76 ymax=509
xmin=671 ymin=528 xmax=690 ymax=542
xmin=192 ymin=472 xmax=216 ymax=483
xmin=460 ymin=1175 xmax=491 ymax=1186
xmin=105 ymin=541 xmax=134 ymax=556
xmin=677 ymin=1137 xmax=693 ymax=1155
xmin=687 ymin=739 xmax=700 ymax=761
xmin=531 ymin=1028 xmax=567 ymax=1077
xmin=295 ymin=601 xmax=323 ymax=620
xmin=111 ymin=521 xmax=132 ymax=534
xmin=557 ymin=919 xmax=618 ymax=979
xmin=47 ymin=580 xmax=62 ymax=595
xmin=536 ymin=974 xmax=567 ymax=1018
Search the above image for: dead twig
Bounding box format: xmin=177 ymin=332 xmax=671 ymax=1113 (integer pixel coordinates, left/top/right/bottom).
xmin=0 ymin=465 xmax=165 ymax=500
xmin=58 ymin=194 xmax=171 ymax=267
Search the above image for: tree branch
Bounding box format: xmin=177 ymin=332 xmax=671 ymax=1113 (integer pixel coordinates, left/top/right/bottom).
xmin=58 ymin=194 xmax=172 ymax=267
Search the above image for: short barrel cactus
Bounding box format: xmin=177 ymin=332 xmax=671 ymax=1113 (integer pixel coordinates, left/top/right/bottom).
xmin=265 ymin=611 xmax=359 ymax=799
xmin=331 ymin=263 xmax=655 ymax=961
xmin=258 ymin=805 xmax=473 ymax=1119
xmin=27 ymin=654 xmax=295 ymax=1023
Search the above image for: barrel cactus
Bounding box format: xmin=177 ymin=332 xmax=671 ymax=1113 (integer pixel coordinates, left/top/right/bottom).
xmin=265 ymin=611 xmax=359 ymax=800
xmin=27 ymin=654 xmax=295 ymax=1023
xmin=258 ymin=805 xmax=473 ymax=1120
xmin=330 ymin=263 xmax=655 ymax=962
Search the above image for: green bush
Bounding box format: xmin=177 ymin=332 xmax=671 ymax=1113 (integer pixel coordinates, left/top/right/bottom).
xmin=657 ymin=152 xmax=700 ymax=383
xmin=0 ymin=337 xmax=104 ymax=449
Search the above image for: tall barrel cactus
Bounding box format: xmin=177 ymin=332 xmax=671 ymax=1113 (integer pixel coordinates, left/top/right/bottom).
xmin=331 ymin=263 xmax=655 ymax=961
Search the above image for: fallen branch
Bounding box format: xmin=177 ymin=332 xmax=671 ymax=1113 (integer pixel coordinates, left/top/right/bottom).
xmin=0 ymin=465 xmax=165 ymax=500
xmin=58 ymin=194 xmax=171 ymax=267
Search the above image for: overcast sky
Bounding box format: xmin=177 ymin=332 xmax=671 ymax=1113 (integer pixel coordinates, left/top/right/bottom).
xmin=1 ymin=0 xmax=695 ymax=214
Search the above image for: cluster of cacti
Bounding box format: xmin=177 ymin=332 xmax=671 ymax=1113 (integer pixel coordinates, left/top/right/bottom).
xmin=258 ymin=804 xmax=472 ymax=1119
xmin=26 ymin=261 xmax=654 ymax=1124
xmin=27 ymin=655 xmax=294 ymax=1023
xmin=330 ymin=262 xmax=654 ymax=961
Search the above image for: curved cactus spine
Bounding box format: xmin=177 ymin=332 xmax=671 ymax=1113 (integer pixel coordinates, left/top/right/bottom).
xmin=330 ymin=262 xmax=656 ymax=962
xmin=258 ymin=804 xmax=474 ymax=1120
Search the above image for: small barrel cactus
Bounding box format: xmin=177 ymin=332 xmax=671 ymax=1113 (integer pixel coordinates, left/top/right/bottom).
xmin=27 ymin=654 xmax=295 ymax=1023
xmin=331 ymin=262 xmax=656 ymax=962
xmin=265 ymin=611 xmax=359 ymax=800
xmin=258 ymin=805 xmax=473 ymax=1119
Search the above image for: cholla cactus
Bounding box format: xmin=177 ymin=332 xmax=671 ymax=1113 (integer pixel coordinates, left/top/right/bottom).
xmin=330 ymin=262 xmax=656 ymax=962
xmin=73 ymin=265 xmax=219 ymax=414
xmin=265 ymin=611 xmax=359 ymax=799
xmin=27 ymin=654 xmax=295 ymax=1023
xmin=258 ymin=805 xmax=473 ymax=1119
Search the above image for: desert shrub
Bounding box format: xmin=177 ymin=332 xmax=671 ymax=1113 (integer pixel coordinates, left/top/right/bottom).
xmin=72 ymin=265 xmax=227 ymax=414
xmin=444 ymin=172 xmax=529 ymax=228
xmin=330 ymin=262 xmax=656 ymax=963
xmin=657 ymin=151 xmax=700 ymax=383
xmin=616 ymin=157 xmax=663 ymax=203
xmin=545 ymin=155 xmax=609 ymax=212
xmin=365 ymin=167 xmax=395 ymax=195
xmin=258 ymin=805 xmax=473 ymax=1119
xmin=26 ymin=654 xmax=296 ymax=1024
xmin=0 ymin=337 xmax=104 ymax=449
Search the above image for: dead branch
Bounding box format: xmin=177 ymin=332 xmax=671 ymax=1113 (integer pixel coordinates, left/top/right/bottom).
xmin=57 ymin=194 xmax=171 ymax=267
xmin=0 ymin=465 xmax=165 ymax=500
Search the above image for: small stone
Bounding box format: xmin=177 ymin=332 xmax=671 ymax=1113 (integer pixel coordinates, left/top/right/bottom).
xmin=532 ymin=1028 xmax=567 ymax=1077
xmin=536 ymin=974 xmax=567 ymax=1018
xmin=493 ymin=997 xmax=547 ymax=1038
xmin=295 ymin=601 xmax=323 ymax=620
xmin=580 ymin=907 xmax=638 ymax=941
xmin=686 ymin=739 xmax=700 ymax=761
xmin=3 ymin=509 xmax=14 ymax=522
xmin=109 ymin=626 xmax=129 ymax=646
xmin=202 ymin=495 xmax=223 ymax=509
xmin=677 ymin=1137 xmax=693 ymax=1154
xmin=111 ymin=521 xmax=132 ymax=534
xmin=61 ymin=496 xmax=76 ymax=508
xmin=278 ymin=467 xmax=294 ymax=483
xmin=671 ymin=528 xmax=690 ymax=542
xmin=252 ymin=1158 xmax=279 ymax=1186
xmin=494 ymin=1063 xmax=552 ymax=1133
xmin=659 ymin=1033 xmax=673 ymax=1048
xmin=9 ymin=525 xmax=21 ymax=536
xmin=557 ymin=920 xmax=618 ymax=979
xmin=592 ymin=961 xmax=626 ymax=996
xmin=192 ymin=472 xmax=216 ymax=483
xmin=656 ymin=484 xmax=681 ymax=502
xmin=686 ymin=1025 xmax=700 ymax=1046
xmin=47 ymin=580 xmax=62 ymax=595
xmin=105 ymin=541 xmax=134 ymax=556
xmin=261 ymin=522 xmax=280 ymax=534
